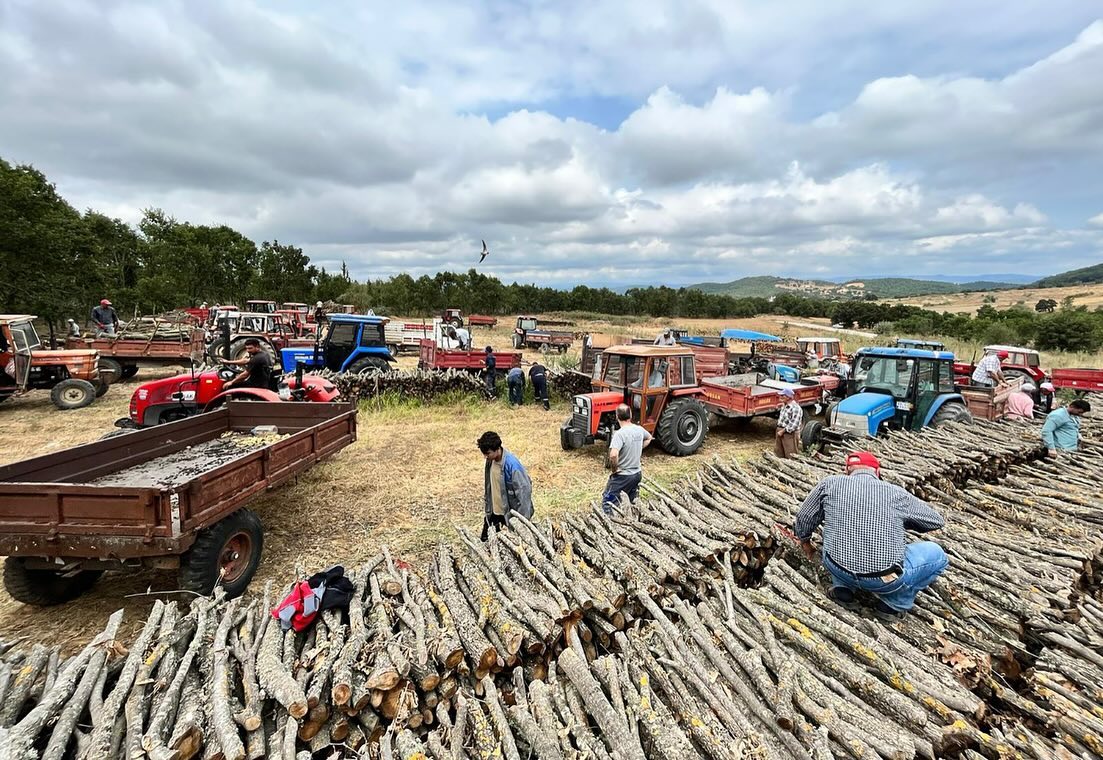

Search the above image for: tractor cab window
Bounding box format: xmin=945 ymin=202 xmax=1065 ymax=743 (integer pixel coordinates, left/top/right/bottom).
xmin=327 ymin=322 xmax=358 ymax=348
xmin=239 ymin=315 xmax=267 ymax=333
xmin=8 ymin=322 xmax=41 ymax=352
xmin=643 ymin=359 xmax=669 ymax=389
xmin=358 ymin=323 xmax=385 ymax=347
xmin=1011 ymin=352 xmax=1039 ymax=367
xmin=854 ymin=355 xmax=915 ymax=398
xmin=518 ymin=318 xmax=537 ymax=331
xmin=669 ymin=356 xmax=696 ymax=386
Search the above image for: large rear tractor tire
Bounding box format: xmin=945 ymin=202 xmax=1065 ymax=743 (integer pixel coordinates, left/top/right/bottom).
xmin=230 ymin=339 xmax=276 ymax=366
xmin=3 ymin=558 xmax=103 ymax=606
xmin=929 ymin=401 xmax=973 ymax=429
xmin=347 ymin=356 xmax=390 ymax=374
xmin=94 ymin=378 xmax=110 ymax=398
xmin=449 ymin=317 xmax=463 ymax=328
xmin=98 ymin=357 xmax=123 ymax=385
xmin=512 ymin=334 xmax=523 ymax=349
xmin=207 ymin=339 xmax=231 ymax=363
xmin=50 ymin=378 xmax=97 ymax=410
xmin=655 ymin=397 xmax=709 ymax=456
xmin=120 ymin=364 xmax=140 ymax=380
xmin=179 ymin=508 xmax=263 ymax=598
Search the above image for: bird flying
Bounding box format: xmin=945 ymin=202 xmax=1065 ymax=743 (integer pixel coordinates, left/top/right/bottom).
xmin=479 ymin=239 xmax=489 ymax=263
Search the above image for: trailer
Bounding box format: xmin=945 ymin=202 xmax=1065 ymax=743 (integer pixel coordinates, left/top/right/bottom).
xmin=0 ymin=401 xmax=356 ymax=605
xmin=66 ymin=328 xmax=206 ymax=382
xmin=418 ymin=340 xmax=521 ymax=372
xmin=512 ymin=316 xmax=574 ymax=352
xmin=699 ymin=373 xmax=827 ymax=420
xmin=384 ymin=320 xmax=434 ymax=355
xmin=1050 ymin=367 xmax=1103 ymax=394
xmin=467 ymin=314 xmax=498 ymax=328
xmin=959 ymin=378 xmax=1023 ymax=421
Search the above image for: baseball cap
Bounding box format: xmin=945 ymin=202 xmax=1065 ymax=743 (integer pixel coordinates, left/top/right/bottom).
xmin=1040 ymin=382 xmax=1054 ymax=392
xmin=845 ymin=450 xmax=880 ymax=474
xmin=100 ymin=299 xmax=111 ymax=305
xmin=780 ymin=388 xmax=795 ymax=398
xmin=1021 ymin=382 xmax=1036 ymax=392
xmin=997 ymin=350 xmax=1009 ymax=359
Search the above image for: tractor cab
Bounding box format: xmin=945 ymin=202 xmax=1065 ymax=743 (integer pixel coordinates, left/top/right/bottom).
xmin=895 ymin=338 xmax=946 ymax=352
xmin=797 ymin=337 xmax=843 ymax=367
xmin=561 ymin=345 xmax=709 ymax=456
xmin=245 ymin=300 xmax=277 ymax=314
xmin=807 ymin=347 xmax=970 ymax=446
xmin=280 ymin=314 xmax=395 ymax=374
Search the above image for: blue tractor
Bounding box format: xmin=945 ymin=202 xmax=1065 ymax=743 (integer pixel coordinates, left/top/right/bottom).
xmin=279 ymin=314 xmax=395 ymax=374
xmin=802 ymin=347 xmax=972 ymax=449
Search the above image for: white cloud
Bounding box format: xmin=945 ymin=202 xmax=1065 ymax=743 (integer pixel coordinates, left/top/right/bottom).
xmin=1 ymin=2 xmax=1101 ymax=287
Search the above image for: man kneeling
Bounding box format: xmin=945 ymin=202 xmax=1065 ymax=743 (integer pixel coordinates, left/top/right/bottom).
xmin=793 ymin=451 xmax=947 ymax=618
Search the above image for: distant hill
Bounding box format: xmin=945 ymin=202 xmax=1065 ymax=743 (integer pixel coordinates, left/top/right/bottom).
xmin=688 ymin=276 xmax=1020 ymax=300
xmin=1033 ymin=262 xmax=1103 ymax=288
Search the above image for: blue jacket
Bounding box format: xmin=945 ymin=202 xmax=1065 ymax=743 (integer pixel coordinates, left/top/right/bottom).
xmin=1041 ymin=407 xmax=1080 ymax=450
xmin=484 ymin=450 xmax=534 ymax=523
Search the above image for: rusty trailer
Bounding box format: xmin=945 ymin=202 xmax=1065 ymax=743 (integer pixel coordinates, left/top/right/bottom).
xmin=0 ymin=401 xmax=356 ymax=605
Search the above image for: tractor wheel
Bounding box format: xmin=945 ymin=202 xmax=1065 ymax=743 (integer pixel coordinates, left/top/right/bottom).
xmin=801 ymin=420 xmax=825 ymax=451
xmin=512 ymin=334 xmax=523 ymax=349
xmin=94 ymin=378 xmax=110 ymax=398
xmin=99 ymin=428 xmax=136 ymax=440
xmin=449 ymin=317 xmax=463 ymax=328
xmin=178 ymin=508 xmax=263 ymax=598
xmin=98 ymin=357 xmax=123 ymax=385
xmin=230 ymin=339 xmax=276 ymax=365
xmin=655 ymin=397 xmax=709 ymax=456
xmin=560 ymin=425 xmax=571 ymax=451
xmin=120 ymin=364 xmax=140 ymax=380
xmin=929 ymin=402 xmax=973 ymax=429
xmin=3 ymin=557 xmax=103 ymax=606
xmin=388 ymin=343 xmax=400 ymax=358
xmin=207 ymin=339 xmax=231 ymax=363
xmin=50 ymin=379 xmax=97 ymax=410
xmin=347 ymin=356 xmax=390 ymax=374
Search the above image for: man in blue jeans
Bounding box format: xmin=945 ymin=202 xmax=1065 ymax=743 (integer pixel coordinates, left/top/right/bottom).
xmin=793 ymin=450 xmax=947 ymax=618
xmin=602 ymin=404 xmax=652 ymax=514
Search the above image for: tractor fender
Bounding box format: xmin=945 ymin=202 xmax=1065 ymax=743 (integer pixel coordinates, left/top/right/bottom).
xmin=338 ymin=348 xmax=395 ymax=373
xmin=921 ymin=393 xmax=966 ymax=428
xmin=670 ymin=387 xmax=703 ymax=397
xmin=203 ymin=388 xmax=281 ymax=411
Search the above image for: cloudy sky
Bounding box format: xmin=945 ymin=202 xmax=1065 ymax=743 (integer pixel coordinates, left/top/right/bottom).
xmin=2 ymin=1 xmax=1102 ymax=288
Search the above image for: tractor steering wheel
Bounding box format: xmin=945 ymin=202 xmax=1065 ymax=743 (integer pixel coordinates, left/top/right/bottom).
xmin=216 ymin=366 xmax=238 ymax=381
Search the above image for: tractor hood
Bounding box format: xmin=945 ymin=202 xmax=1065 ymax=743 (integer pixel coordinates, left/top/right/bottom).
xmin=581 ymin=391 xmax=624 ymax=409
xmin=836 ymin=392 xmax=895 ymax=417
xmin=34 ymin=349 xmax=98 ymax=360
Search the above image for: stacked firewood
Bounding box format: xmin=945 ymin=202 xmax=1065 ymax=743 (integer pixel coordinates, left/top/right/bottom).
xmin=320 ymin=368 xmax=493 ymax=402
xmin=5 ymin=419 xmax=1103 ymax=757
xmin=547 ymin=369 xmax=592 ymax=400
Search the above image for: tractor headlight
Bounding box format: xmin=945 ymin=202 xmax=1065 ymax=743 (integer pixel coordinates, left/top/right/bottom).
xmin=137 ymin=389 xmax=148 ymax=400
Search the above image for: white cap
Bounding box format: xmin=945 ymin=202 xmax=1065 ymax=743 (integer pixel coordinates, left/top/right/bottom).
xmin=1040 ymin=382 xmax=1055 ymax=391
xmin=1021 ymin=382 xmax=1036 ymax=392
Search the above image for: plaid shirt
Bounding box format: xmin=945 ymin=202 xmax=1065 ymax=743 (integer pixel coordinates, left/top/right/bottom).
xmin=777 ymin=400 xmax=803 ymax=433
xmin=794 ymin=473 xmax=944 ymax=575
xmin=971 ymin=353 xmax=1002 ymax=384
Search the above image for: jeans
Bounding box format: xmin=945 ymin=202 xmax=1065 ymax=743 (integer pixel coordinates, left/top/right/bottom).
xmin=532 ymin=376 xmax=549 ymax=410
xmin=97 ymin=324 xmax=116 ymax=337
xmin=485 ymin=371 xmax=497 ymax=396
xmin=507 ymin=376 xmax=525 ymax=405
xmin=823 ymin=541 xmax=948 ymax=611
xmin=602 ymin=471 xmax=642 ymax=513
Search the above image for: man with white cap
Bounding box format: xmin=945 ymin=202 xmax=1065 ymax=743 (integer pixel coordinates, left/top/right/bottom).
xmin=90 ymin=299 xmax=119 ymax=337
xmin=794 ymin=451 xmax=948 ymax=618
xmin=774 ymin=388 xmax=803 ymax=458
xmin=1004 ymin=382 xmax=1037 ymax=421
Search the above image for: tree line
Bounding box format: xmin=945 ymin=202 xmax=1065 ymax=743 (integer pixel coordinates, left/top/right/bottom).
xmin=3 ymin=156 xmax=1100 ymax=354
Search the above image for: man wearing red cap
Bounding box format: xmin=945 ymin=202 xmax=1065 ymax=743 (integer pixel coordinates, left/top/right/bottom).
xmin=970 ymin=348 xmax=1007 ymax=387
xmin=91 ymin=299 xmax=119 ymax=337
xmin=793 ymin=450 xmax=947 ymax=618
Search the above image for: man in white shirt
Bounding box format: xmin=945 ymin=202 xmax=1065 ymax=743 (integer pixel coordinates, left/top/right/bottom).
xmin=602 ymin=404 xmax=652 ymax=513
xmin=971 ymin=349 xmax=1007 ymax=387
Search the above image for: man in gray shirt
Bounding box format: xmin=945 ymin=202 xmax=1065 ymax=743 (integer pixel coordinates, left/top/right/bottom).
xmin=602 ymin=403 xmax=652 ymax=514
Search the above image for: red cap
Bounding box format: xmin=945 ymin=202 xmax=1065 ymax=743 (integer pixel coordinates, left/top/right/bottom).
xmin=100 ymin=299 xmax=111 ymax=306
xmin=996 ymin=350 xmax=1009 ymax=359
xmin=845 ymin=451 xmax=880 ymax=474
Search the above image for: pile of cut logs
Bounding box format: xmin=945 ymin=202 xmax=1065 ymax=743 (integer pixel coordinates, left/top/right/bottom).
xmin=321 ymin=369 xmax=493 ymax=402
xmin=2 ymin=420 xmax=1102 ymax=758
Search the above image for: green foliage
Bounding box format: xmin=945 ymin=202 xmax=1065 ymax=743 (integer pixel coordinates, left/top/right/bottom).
xmin=1035 ymin=310 xmax=1103 ymax=352
xmin=1033 ymin=261 xmax=1103 ymax=288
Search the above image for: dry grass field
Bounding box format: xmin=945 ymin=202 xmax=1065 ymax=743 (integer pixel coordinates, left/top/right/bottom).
xmin=886 ymin=283 xmax=1103 ymax=314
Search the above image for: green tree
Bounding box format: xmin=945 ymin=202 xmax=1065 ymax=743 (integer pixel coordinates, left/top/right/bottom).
xmin=1035 ymin=311 xmax=1103 ymax=352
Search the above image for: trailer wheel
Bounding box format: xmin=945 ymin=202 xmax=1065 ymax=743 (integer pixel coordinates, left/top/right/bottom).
xmin=3 ymin=558 xmax=103 ymax=606
xmin=179 ymin=509 xmax=264 ymax=598
xmin=655 ymin=397 xmax=709 ymax=456
xmin=388 ymin=344 xmax=400 ymax=358
xmin=347 ymin=356 xmax=390 ymax=374
xmin=120 ymin=364 xmax=140 ymax=380
xmin=929 ymin=401 xmax=973 ymax=429
xmin=98 ymin=357 xmax=123 ymax=385
xmin=50 ymin=378 xmax=97 ymax=410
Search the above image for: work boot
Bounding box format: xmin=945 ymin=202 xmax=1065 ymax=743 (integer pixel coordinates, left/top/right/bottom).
xmin=826 ymin=586 xmax=855 ymax=606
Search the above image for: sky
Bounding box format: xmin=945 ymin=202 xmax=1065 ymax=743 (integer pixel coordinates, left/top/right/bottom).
xmin=1 ymin=1 xmax=1102 ymax=289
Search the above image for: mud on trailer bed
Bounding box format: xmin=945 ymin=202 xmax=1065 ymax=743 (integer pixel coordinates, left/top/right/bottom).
xmin=0 ymin=401 xmax=356 ymax=605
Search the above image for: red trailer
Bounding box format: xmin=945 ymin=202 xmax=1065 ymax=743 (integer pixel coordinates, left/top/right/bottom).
xmin=468 ymin=314 xmax=498 ymax=328
xmin=417 ymin=340 xmax=521 ymax=371
xmin=699 ymin=374 xmax=827 ymax=420
xmin=66 ymin=328 xmax=206 ymax=382
xmin=1050 ymin=368 xmax=1103 ymax=393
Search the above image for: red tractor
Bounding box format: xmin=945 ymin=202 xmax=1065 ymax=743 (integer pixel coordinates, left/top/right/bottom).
xmin=116 ymin=365 xmax=340 ymax=428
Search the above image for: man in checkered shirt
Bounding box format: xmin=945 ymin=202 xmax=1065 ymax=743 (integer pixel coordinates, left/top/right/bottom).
xmin=970 ymin=348 xmax=1007 ymax=387
xmin=793 ymin=451 xmax=947 ymax=617
xmin=774 ymin=388 xmax=803 ymax=459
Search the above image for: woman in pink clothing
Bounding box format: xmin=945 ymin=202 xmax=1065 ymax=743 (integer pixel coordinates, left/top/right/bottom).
xmin=1004 ymin=382 xmax=1037 ymax=421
